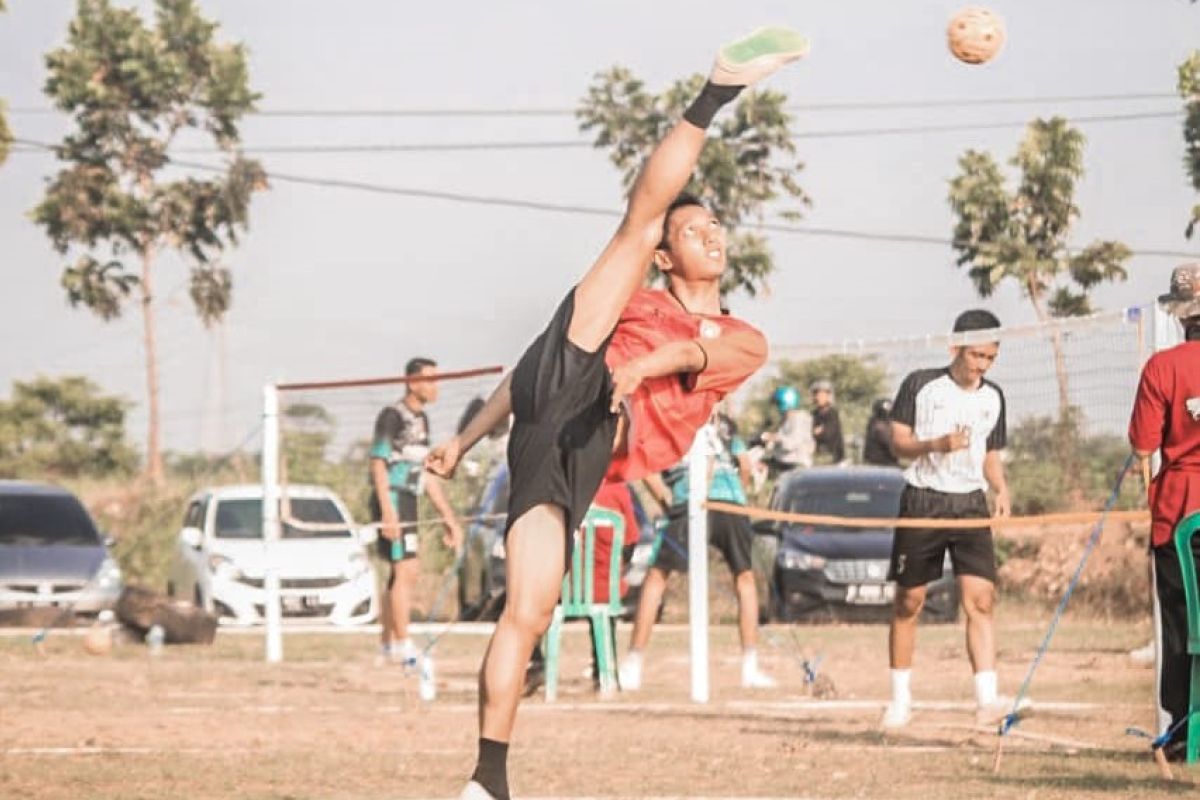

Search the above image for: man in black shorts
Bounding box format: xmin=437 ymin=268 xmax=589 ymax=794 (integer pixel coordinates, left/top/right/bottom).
xmin=619 ymin=412 xmax=775 ymax=690
xmin=424 ymin=28 xmax=807 ymax=800
xmin=369 ymin=357 xmax=463 ymax=665
xmin=882 ymin=309 xmax=1019 ymax=730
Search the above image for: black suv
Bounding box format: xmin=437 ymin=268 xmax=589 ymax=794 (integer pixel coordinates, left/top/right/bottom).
xmin=761 ymin=467 xmax=959 ymax=623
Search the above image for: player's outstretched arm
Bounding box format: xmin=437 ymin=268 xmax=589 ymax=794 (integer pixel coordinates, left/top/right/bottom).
xmin=425 ymin=372 xmax=512 ymax=479
xmin=568 ymin=27 xmax=808 ymax=354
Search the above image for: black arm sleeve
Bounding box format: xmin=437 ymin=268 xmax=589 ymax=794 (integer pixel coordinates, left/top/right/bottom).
xmin=371 ymin=407 xmax=403 ymax=457
xmin=890 ymin=372 xmax=920 ymax=428
xmin=986 ymin=384 xmax=1007 ymax=451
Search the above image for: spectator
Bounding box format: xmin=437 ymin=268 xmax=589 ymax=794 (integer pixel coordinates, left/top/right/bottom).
xmin=810 ymin=379 xmax=845 ymax=464
xmin=760 ymin=384 xmax=815 ymax=475
xmin=369 ymin=357 xmax=464 ymax=665
xmin=862 ymin=398 xmax=899 ymax=467
xmin=618 ymin=412 xmax=775 ymax=690
xmin=1128 ymin=263 xmax=1200 ymax=762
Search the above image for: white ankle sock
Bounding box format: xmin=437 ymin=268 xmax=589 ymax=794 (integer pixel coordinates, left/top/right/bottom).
xmin=974 ymin=670 xmax=998 ymax=706
xmin=742 ymin=648 xmax=758 ymax=672
xmin=890 ymin=668 xmax=912 ymax=706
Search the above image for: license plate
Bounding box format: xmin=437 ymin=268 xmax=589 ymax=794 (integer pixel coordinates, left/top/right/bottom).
xmin=281 ymin=594 xmax=321 ymax=612
xmin=846 ymin=583 xmax=893 ymax=605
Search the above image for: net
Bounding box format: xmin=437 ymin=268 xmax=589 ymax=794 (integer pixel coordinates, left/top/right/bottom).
xmin=749 ymin=306 xmax=1155 ymax=514
xmin=267 ymin=365 xmax=508 ymax=630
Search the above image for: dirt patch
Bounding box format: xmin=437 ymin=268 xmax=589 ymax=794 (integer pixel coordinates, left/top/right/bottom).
xmin=0 ymin=609 xmax=1182 ymax=800
xmin=997 ymin=520 xmax=1152 ymax=617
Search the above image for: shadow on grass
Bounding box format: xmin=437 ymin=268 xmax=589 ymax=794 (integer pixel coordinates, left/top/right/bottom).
xmin=988 ymin=770 xmax=1196 ymax=795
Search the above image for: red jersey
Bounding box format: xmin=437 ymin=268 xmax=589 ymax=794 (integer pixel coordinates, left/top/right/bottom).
xmin=1128 ymin=340 xmax=1200 ymax=547
xmin=604 ymin=288 xmax=767 ymax=482
xmin=588 ymin=480 xmax=640 ymax=604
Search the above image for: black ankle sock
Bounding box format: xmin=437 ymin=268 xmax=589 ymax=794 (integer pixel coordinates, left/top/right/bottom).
xmin=683 ymin=81 xmax=744 ymax=128
xmin=471 ymin=738 xmax=510 ymax=800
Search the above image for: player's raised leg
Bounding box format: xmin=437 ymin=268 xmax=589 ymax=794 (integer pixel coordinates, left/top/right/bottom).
xmin=567 ymin=26 xmax=808 ymax=353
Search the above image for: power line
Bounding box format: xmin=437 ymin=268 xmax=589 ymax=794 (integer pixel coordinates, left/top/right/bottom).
xmin=4 ymin=91 xmax=1179 ymax=118
xmin=15 ymin=137 xmax=1198 ymax=260
xmin=6 ymin=110 xmax=1183 ymax=157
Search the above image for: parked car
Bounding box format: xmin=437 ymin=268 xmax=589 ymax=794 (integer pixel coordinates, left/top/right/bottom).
xmin=761 ymin=467 xmax=960 ymax=623
xmin=0 ymin=481 xmax=122 ymax=618
xmin=167 ymin=484 xmax=376 ymax=626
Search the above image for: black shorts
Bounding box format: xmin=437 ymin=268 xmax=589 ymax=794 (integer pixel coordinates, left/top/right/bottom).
xmin=505 ymin=289 xmax=619 ymax=540
xmin=370 ymin=489 xmax=419 ymax=562
xmin=887 ymin=485 xmax=995 ymax=588
xmin=652 ymin=508 xmax=754 ymax=577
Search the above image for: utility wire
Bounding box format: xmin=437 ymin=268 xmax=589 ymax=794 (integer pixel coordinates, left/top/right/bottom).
xmin=15 ymin=137 xmax=1199 ymax=260
xmin=6 ymin=110 xmax=1183 ymax=157
xmin=4 ymin=91 xmax=1178 ymax=118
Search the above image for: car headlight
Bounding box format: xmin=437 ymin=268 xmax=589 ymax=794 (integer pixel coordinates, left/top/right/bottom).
xmin=207 ymin=554 xmax=242 ymax=581
xmin=344 ymin=552 xmax=370 ymax=579
xmin=96 ymin=557 xmax=122 ymax=589
xmin=780 ymin=551 xmax=827 ymax=571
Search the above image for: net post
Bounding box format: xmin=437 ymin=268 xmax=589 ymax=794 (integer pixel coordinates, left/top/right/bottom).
xmin=1152 ymin=301 xmax=1183 ymax=353
xmin=261 ymin=383 xmax=283 ymax=663
xmin=688 ymin=425 xmax=711 ymax=704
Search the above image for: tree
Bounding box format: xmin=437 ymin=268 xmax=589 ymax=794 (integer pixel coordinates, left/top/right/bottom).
xmin=31 ymin=0 xmax=267 ymax=485
xmin=577 ymin=68 xmax=810 ymax=297
xmin=947 ymin=118 xmax=1131 ymax=421
xmin=1178 ymin=50 xmax=1200 ymax=237
xmin=281 ymin=402 xmax=334 ymax=484
xmin=0 ymin=376 xmax=138 ymax=478
xmin=740 ymin=354 xmax=888 ymax=460
xmin=1004 ymin=412 xmax=1142 ymax=515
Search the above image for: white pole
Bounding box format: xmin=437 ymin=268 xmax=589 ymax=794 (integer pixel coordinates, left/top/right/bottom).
xmin=1149 ymin=302 xmax=1184 ymax=481
xmin=687 ymin=425 xmax=711 ymax=703
xmin=261 ymin=384 xmax=283 ymax=663
xmin=1152 ymin=301 xmax=1183 ymax=353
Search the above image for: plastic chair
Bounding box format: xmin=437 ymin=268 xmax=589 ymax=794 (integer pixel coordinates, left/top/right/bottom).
xmin=543 ymin=506 xmax=625 ymax=701
xmin=1173 ymin=511 xmax=1200 ymax=763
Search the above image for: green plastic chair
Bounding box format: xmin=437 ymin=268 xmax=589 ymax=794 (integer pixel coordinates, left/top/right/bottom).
xmin=1174 ymin=511 xmax=1200 ymax=764
xmin=543 ymin=506 xmax=625 ymax=701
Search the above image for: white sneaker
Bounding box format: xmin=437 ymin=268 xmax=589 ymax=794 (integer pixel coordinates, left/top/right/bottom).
xmin=880 ymin=700 xmax=912 ymax=730
xmin=380 ymin=641 xmax=418 ymax=668
xmin=976 ymin=696 xmax=1033 ymax=728
xmin=618 ymin=656 xmax=642 ymax=691
xmin=458 ymin=780 xmax=497 ymax=800
xmin=710 ymin=26 xmax=810 ymax=87
xmin=741 ymin=665 xmax=777 ymax=689
xmin=1129 ymin=640 xmax=1155 ymax=667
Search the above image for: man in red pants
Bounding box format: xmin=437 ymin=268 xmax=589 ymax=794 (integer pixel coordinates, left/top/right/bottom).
xmin=1129 ymin=262 xmax=1200 ymax=761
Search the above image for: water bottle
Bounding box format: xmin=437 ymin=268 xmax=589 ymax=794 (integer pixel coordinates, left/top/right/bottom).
xmin=146 ymin=624 xmax=165 ymax=656
xmin=418 ymin=654 xmax=437 ymax=701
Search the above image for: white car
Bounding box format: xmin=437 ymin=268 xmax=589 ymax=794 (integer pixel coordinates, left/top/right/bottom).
xmin=167 ymin=484 xmax=377 ymax=626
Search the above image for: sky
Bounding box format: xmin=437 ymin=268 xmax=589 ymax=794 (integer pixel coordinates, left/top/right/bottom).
xmin=1 ymin=0 xmax=1198 ymax=455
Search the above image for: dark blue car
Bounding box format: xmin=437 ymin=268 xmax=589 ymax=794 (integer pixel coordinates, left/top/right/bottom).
xmin=761 ymin=467 xmax=959 ymax=623
xmin=0 ymin=481 xmax=123 ymax=619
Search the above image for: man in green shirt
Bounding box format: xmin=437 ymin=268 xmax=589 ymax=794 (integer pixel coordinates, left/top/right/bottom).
xmin=369 ymin=357 xmax=464 ymax=664
xmin=618 ymin=412 xmax=775 ymax=689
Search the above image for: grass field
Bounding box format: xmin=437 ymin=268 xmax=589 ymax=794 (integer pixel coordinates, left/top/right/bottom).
xmin=2 ymin=606 xmax=1194 ymax=799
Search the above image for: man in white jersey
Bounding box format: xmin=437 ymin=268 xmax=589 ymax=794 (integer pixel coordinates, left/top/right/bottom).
xmin=880 ymin=309 xmax=1021 ymax=730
